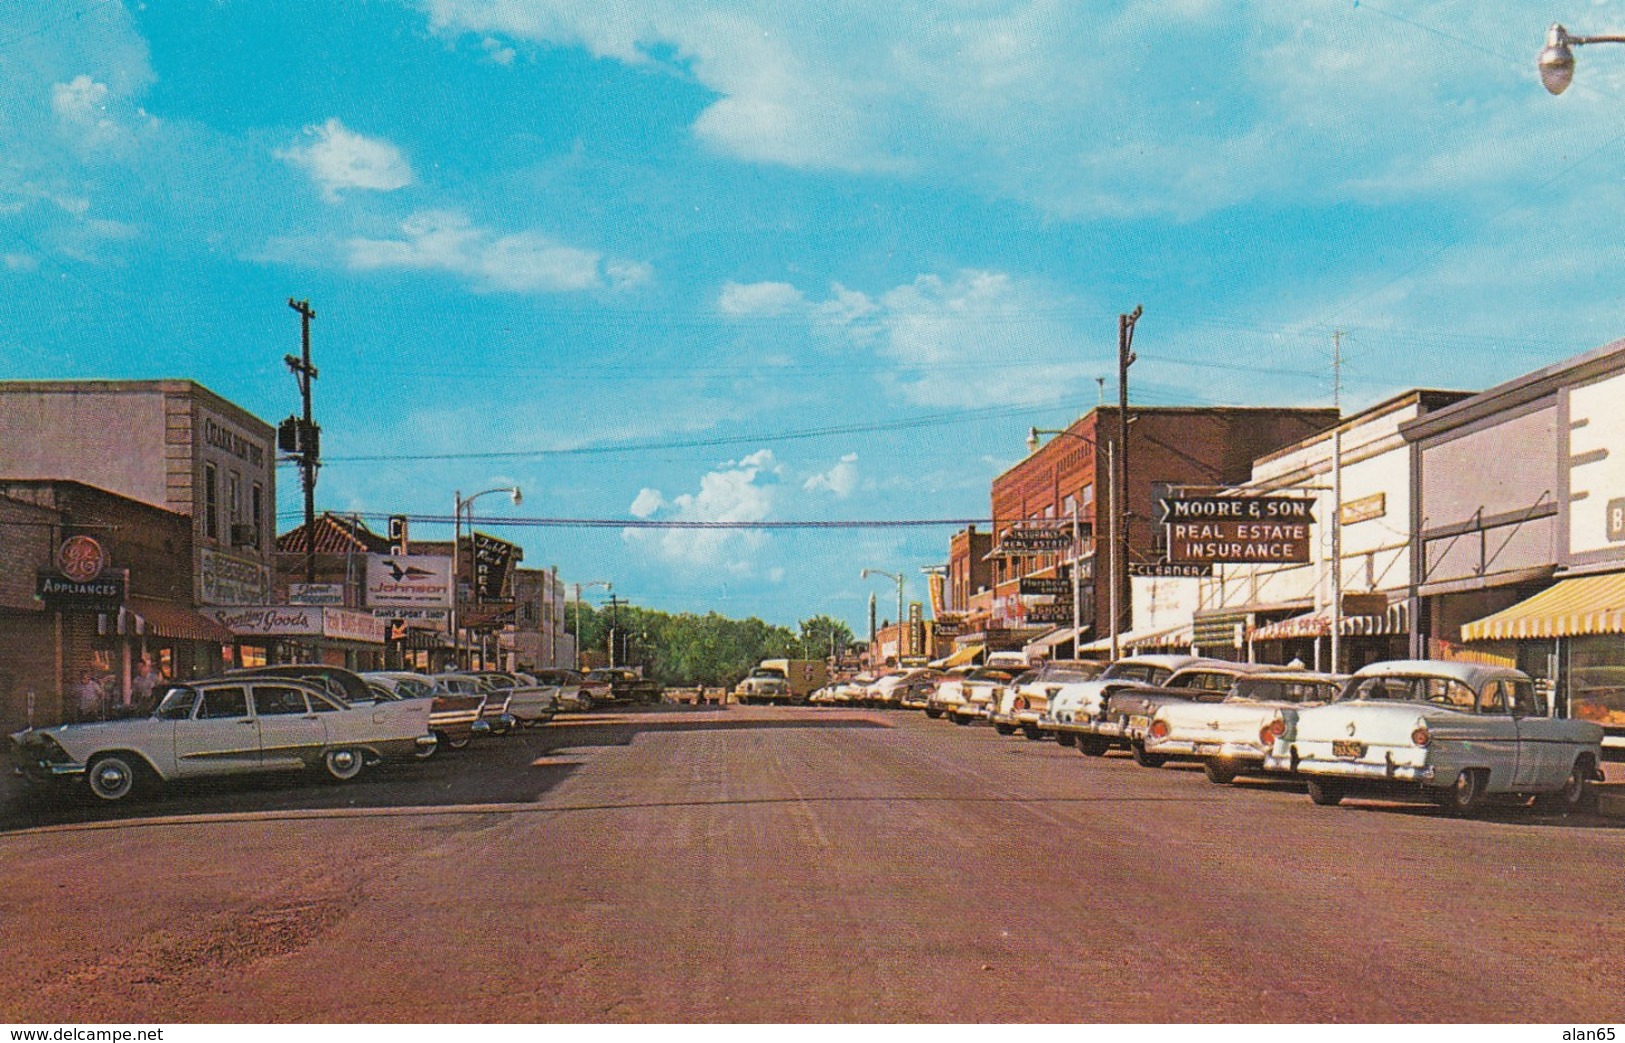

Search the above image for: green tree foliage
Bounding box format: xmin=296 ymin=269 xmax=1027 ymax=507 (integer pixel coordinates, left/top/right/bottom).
xmin=567 ymin=601 xmax=824 ymax=687
xmin=797 ymin=614 xmax=854 ymax=659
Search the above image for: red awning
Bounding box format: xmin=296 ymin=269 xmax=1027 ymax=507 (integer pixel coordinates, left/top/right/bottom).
xmin=126 ymin=597 xmax=236 ymax=644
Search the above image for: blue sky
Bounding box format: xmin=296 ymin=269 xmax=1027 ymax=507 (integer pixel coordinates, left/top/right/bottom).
xmin=5 ymin=0 xmax=1625 ymax=632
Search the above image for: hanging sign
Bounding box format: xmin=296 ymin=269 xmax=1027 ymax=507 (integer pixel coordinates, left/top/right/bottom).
xmin=1162 ymin=496 xmax=1314 ymax=564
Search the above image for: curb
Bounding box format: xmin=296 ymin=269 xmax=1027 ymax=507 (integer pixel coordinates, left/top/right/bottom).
xmin=1597 ymin=782 xmax=1625 ymax=820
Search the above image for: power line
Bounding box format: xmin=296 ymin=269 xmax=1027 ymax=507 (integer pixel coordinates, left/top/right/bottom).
xmin=274 ymin=511 xmax=990 ymax=529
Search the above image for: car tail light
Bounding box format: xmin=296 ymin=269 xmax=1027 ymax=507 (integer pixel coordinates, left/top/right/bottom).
xmin=1411 ymin=724 xmax=1429 ymax=747
xmin=1149 ymin=719 xmax=1169 ymax=740
xmin=1260 ymin=717 xmax=1286 ymax=747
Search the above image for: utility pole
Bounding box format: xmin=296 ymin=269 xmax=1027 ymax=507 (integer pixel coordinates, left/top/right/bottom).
xmin=284 ymin=298 xmax=319 ymax=585
xmin=1331 ymin=330 xmax=1344 ymax=674
xmin=1114 ymin=305 xmax=1141 ymax=661
xmin=605 ymin=593 xmax=625 ymax=667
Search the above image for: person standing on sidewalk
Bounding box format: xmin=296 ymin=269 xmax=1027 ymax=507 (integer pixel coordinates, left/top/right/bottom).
xmin=74 ymin=671 xmax=103 ymax=723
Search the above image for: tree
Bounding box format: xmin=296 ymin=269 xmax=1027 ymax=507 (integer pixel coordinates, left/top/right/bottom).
xmin=798 ymin=615 xmax=854 ymax=660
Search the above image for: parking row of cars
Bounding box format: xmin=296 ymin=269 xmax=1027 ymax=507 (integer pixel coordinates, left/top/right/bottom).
xmin=811 ymin=654 xmax=1609 ymax=815
xmin=7 ymin=665 xmax=647 ymax=803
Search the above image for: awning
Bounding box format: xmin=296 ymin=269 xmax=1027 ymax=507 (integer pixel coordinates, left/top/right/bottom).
xmin=1078 ymin=624 xmax=1189 ymax=655
xmin=933 ymin=643 xmax=984 ymax=668
xmin=125 ymin=597 xmax=236 ymax=644
xmin=1250 ymin=601 xmax=1409 ymax=642
xmin=1024 ymin=627 xmax=1086 ymax=657
xmin=1461 ymin=573 xmax=1625 ymax=641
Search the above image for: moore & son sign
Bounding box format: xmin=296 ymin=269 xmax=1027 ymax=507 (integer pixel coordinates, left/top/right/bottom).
xmin=1162 ymin=496 xmax=1315 ymax=564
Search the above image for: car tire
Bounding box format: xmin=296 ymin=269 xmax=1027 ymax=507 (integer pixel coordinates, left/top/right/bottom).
xmin=445 ymin=733 xmax=472 ymax=751
xmin=323 ymin=748 xmax=365 ymax=783
xmin=951 ymin=714 xmax=971 ymax=726
xmin=1203 ymin=760 xmax=1239 ymax=785
xmin=924 ymin=708 xmax=943 ymax=719
xmin=1437 ymin=768 xmax=1484 ymax=815
xmin=414 ymin=735 xmax=440 ymax=760
xmin=1130 ymin=744 xmax=1166 ymax=769
xmin=1055 ymin=732 xmax=1076 ymax=747
xmin=1021 ymin=725 xmax=1043 ymax=741
xmin=1306 ymin=778 xmax=1344 ymax=806
xmin=86 ymin=753 xmax=142 ymax=802
xmin=1077 ymin=736 xmax=1110 ymax=757
xmin=993 ymin=722 xmax=1015 ymax=736
xmin=579 ymin=696 xmax=594 ymax=712
xmin=1535 ymin=758 xmax=1597 ymax=815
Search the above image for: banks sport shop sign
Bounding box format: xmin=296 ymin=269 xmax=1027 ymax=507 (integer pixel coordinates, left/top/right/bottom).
xmin=1161 ymin=496 xmax=1315 ymax=565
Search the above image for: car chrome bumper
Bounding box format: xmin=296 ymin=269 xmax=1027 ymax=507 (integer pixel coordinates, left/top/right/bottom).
xmin=1146 ymin=737 xmax=1265 ymax=761
xmin=14 ymin=760 xmax=86 ymax=780
xmin=1267 ymin=749 xmax=1435 ymax=783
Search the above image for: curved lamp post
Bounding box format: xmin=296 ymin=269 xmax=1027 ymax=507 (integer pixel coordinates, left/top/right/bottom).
xmin=861 ymin=568 xmax=906 ymax=664
xmin=1539 ymin=23 xmax=1625 ymax=94
xmin=1028 ymin=426 xmax=1120 ymax=661
xmin=451 ymin=485 xmax=522 ymax=668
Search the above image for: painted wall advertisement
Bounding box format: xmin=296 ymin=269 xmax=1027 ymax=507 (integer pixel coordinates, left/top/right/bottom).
xmin=366 ymin=554 xmax=453 ymax=608
xmin=198 ymin=547 xmax=271 ymax=605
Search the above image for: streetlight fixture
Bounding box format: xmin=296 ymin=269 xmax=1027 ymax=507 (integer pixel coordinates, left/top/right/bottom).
xmin=450 ymin=486 xmax=522 ymax=668
xmin=1027 ymin=427 xmax=1120 ymax=660
xmin=573 ymin=580 xmax=612 ymax=671
xmin=1539 ymin=23 xmax=1625 ymax=94
xmin=861 ymin=568 xmax=906 ymax=665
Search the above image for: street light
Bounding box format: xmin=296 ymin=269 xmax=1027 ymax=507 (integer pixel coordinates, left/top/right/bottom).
xmin=861 ymin=568 xmax=906 ymax=664
xmin=1028 ymin=426 xmax=1121 ymax=661
xmin=573 ymin=580 xmax=612 ymax=671
xmin=451 ymin=485 xmax=522 ymax=668
xmin=1539 ymin=23 xmax=1625 ymax=94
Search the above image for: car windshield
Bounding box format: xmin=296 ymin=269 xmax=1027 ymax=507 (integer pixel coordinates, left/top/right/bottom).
xmin=1341 ymin=674 xmax=1477 ymax=710
xmin=1012 ymin=670 xmax=1040 ymax=686
xmin=1231 ymin=678 xmax=1339 ymax=704
xmin=751 ymin=669 xmax=787 ymax=679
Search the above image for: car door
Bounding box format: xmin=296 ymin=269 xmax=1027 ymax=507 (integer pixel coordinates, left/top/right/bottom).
xmin=251 ymin=683 xmax=328 ymax=770
xmin=174 ymin=684 xmax=260 ymax=777
xmin=1510 ymin=680 xmax=1563 ymax=790
xmin=1473 ymin=680 xmax=1521 ymax=792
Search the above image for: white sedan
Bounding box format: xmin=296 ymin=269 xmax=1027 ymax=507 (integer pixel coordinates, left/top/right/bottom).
xmin=10 ymin=676 xmax=436 ymax=801
xmin=1264 ymin=660 xmax=1605 ymax=814
xmin=1144 ymin=670 xmax=1342 ymax=783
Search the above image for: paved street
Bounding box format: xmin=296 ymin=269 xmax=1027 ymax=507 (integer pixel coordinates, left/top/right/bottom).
xmin=3 ymin=704 xmax=1623 ymax=1023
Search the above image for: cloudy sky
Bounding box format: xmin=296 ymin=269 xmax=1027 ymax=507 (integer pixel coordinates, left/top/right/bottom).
xmin=5 ymin=1 xmax=1625 ymax=631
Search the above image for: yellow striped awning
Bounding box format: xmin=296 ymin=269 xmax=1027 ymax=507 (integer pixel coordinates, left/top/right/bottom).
xmin=935 ymin=643 xmax=984 ymax=668
xmin=1460 ymin=573 xmax=1625 ymax=642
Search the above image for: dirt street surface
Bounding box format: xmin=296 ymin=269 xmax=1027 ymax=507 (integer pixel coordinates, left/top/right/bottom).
xmin=3 ymin=704 xmax=1622 ymax=1023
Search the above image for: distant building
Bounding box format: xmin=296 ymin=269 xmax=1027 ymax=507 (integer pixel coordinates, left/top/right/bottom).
xmin=509 ymin=566 xmax=574 ymax=672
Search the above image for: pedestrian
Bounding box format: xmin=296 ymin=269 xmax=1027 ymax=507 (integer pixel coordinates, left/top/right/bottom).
xmin=74 ymin=671 xmax=103 ymax=723
xmin=131 ymin=658 xmax=159 ymax=714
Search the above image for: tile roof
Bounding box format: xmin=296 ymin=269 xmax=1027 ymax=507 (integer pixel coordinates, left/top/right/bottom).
xmin=277 ymin=513 xmax=390 ymax=554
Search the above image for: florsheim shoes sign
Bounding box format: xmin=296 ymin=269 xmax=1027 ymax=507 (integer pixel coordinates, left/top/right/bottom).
xmin=1161 ymin=495 xmax=1315 ymax=564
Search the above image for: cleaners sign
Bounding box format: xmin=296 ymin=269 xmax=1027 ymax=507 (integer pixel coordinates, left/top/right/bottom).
xmin=1161 ymin=496 xmax=1315 ymax=564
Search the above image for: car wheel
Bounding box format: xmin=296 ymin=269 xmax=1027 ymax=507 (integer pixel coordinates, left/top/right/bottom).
xmin=1306 ymin=779 xmax=1344 ymax=806
xmin=924 ymin=708 xmax=943 ymax=719
xmin=1535 ymin=758 xmax=1596 ymax=815
xmin=1437 ymin=768 xmax=1484 ymax=815
xmin=951 ymin=714 xmax=971 ymax=726
xmin=1203 ymin=760 xmax=1239 ymax=786
xmin=1055 ymin=732 xmax=1076 ymax=747
xmin=86 ymin=753 xmax=142 ymax=802
xmin=445 ymin=732 xmax=472 ymax=751
xmin=580 ymin=696 xmax=594 ymax=712
xmin=1077 ymin=737 xmax=1110 ymax=757
xmin=1021 ymin=725 xmax=1043 ymax=741
xmin=993 ymin=722 xmax=1015 ymax=736
xmin=415 ymin=735 xmax=440 ymax=760
xmin=1130 ymin=744 xmax=1166 ymax=769
xmin=323 ymin=748 xmax=365 ymax=782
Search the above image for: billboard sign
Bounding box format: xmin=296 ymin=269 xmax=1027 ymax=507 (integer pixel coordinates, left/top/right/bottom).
xmin=1162 ymin=496 xmax=1314 ymax=564
xmin=367 ymin=554 xmax=453 ymax=608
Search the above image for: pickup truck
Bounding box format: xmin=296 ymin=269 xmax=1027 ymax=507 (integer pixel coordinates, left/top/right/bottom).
xmin=585 ymin=668 xmax=663 ymax=705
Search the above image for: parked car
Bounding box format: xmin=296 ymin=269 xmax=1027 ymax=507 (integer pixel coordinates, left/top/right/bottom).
xmin=224 ymin=663 xmax=375 ymax=705
xmin=947 ymin=667 xmax=1018 ymax=725
xmin=864 ymin=669 xmax=913 ymax=708
xmin=529 ymin=668 xmax=595 ymax=711
xmin=470 ymin=670 xmax=557 ymax=726
xmin=585 ymin=668 xmax=663 ymax=705
xmin=991 ymin=660 xmax=1105 ymax=739
xmin=1046 ymin=655 xmax=1208 ymax=749
xmin=9 ymin=676 xmax=436 ymax=801
xmin=1143 ymin=669 xmax=1343 ymax=783
xmin=361 ymin=671 xmax=489 ymax=755
xmin=926 ymin=666 xmax=976 ymax=719
xmin=1103 ymin=660 xmax=1274 ymax=766
xmin=1263 ymin=660 xmax=1606 ymax=814
xmin=895 ymin=670 xmax=945 ymax=710
xmin=436 ymin=673 xmax=517 ymax=735
xmin=737 ymin=665 xmax=794 ymax=705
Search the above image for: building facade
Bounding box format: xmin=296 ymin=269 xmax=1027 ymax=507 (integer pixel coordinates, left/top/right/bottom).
xmin=510 ymin=566 xmax=575 ymax=672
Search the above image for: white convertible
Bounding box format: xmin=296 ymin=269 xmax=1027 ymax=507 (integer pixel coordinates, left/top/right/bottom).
xmin=9 ymin=676 xmax=436 ymax=801
xmin=1144 ymin=670 xmax=1342 ymax=784
xmin=1263 ymin=660 xmax=1605 ymax=814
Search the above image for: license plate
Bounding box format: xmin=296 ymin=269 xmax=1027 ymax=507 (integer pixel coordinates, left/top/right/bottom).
xmin=1332 ymin=740 xmax=1366 ymax=758
xmin=1196 ymin=743 xmax=1221 ymax=756
xmin=1128 ymin=714 xmax=1151 ymax=731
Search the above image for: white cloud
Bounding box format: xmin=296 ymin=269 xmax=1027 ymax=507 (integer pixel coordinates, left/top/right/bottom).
xmin=49 ymin=74 xmax=156 ymax=153
xmin=719 ymin=280 xmax=805 ymax=315
xmin=622 ymin=450 xmax=781 ymax=572
xmin=482 ymin=37 xmax=517 ymax=65
xmin=804 ymin=453 xmax=858 ymax=497
xmin=3 ymin=253 xmax=38 ymax=272
xmin=276 ymin=118 xmax=413 ymax=202
xmin=346 ymin=209 xmax=652 ymax=294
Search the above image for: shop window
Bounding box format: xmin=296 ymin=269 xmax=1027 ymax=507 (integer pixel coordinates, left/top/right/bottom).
xmin=1567 ymin=634 xmax=1625 ymax=728
xmin=238 ymin=645 xmax=267 ymax=669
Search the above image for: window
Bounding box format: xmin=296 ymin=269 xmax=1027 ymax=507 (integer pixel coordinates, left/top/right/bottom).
xmin=228 ymin=470 xmax=242 ymax=524
xmin=203 ymin=462 xmax=219 ymax=540
xmin=1478 ymin=681 xmax=1509 ymax=715
xmin=252 ymin=685 xmax=309 ymax=716
xmin=197 ymin=686 xmax=248 ymax=719
xmin=155 ymin=688 xmax=200 ymax=720
xmin=1509 ymin=681 xmax=1545 ymax=717
xmin=251 ymin=482 xmax=263 ymax=541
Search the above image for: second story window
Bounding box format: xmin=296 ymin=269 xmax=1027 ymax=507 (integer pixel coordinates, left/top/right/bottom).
xmin=203 ymin=462 xmax=219 ymax=540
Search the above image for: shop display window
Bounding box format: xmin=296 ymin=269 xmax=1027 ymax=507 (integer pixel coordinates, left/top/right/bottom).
xmin=1567 ymin=634 xmax=1625 ymax=727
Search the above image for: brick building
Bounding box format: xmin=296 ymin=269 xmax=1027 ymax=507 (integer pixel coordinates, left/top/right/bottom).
xmin=989 ymin=406 xmax=1339 ymax=657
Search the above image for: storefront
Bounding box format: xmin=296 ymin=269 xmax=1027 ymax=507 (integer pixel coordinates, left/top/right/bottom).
xmin=201 ymin=605 xmax=387 ymax=671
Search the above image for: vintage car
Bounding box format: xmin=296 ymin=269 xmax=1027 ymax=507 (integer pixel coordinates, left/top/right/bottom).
xmin=436 ymin=674 xmax=517 ymax=735
xmin=991 ymin=660 xmax=1105 ymax=740
xmin=868 ymin=668 xmax=942 ymax=709
xmin=1047 ymin=655 xmax=1209 ymax=751
xmin=225 ymin=663 xmax=375 ymax=705
xmin=9 ymin=676 xmax=436 ymax=801
xmin=1143 ymin=670 xmax=1343 ymax=783
xmin=737 ymin=666 xmax=794 ymax=705
xmin=585 ymin=668 xmax=663 ymax=705
xmin=947 ymin=667 xmax=1018 ymax=725
xmin=529 ymin=668 xmax=595 ymax=711
xmin=1103 ymin=660 xmax=1274 ymax=766
xmin=360 ymin=671 xmax=489 ymax=755
xmin=924 ymin=666 xmax=975 ymax=719
xmin=1263 ymin=660 xmax=1606 ymax=814
xmin=894 ymin=670 xmax=944 ymax=710
xmin=472 ymin=670 xmax=558 ymax=726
